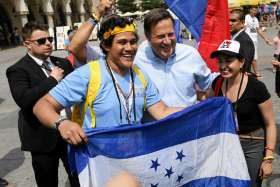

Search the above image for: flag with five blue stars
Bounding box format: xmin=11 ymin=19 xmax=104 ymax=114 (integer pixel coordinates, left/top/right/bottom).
xmin=69 ymin=97 xmax=251 ymax=187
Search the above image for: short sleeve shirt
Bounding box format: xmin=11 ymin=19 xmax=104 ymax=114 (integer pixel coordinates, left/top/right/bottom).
xmin=245 ymin=15 xmax=259 ymax=42
xmin=50 ymin=57 xmax=160 ymax=129
xmin=212 ymin=75 xmax=271 ymax=133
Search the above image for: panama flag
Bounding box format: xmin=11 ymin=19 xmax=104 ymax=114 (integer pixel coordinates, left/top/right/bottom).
xmin=164 ymin=0 xmax=230 ymax=72
xmin=69 ymin=97 xmax=250 ymax=187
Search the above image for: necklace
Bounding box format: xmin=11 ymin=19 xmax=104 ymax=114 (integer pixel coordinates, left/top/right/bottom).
xmin=225 ymin=73 xmax=245 ymax=111
xmin=105 ymin=61 xmax=136 ymax=124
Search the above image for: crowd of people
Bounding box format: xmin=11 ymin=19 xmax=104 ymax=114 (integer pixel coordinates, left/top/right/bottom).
xmin=3 ymin=0 xmax=279 ymax=186
xmin=255 ymin=2 xmax=280 ymax=30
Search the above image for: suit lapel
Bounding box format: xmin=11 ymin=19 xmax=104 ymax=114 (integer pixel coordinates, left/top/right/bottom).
xmin=50 ymin=56 xmax=60 ymax=67
xmin=25 ymin=54 xmax=47 ymax=79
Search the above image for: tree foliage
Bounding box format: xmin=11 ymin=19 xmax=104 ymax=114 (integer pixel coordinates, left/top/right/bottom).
xmin=117 ymin=0 xmax=138 ymax=13
xmin=141 ymin=0 xmax=165 ymax=11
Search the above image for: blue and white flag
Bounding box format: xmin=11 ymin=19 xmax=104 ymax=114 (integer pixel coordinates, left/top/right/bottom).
xmin=69 ymin=97 xmax=250 ymax=187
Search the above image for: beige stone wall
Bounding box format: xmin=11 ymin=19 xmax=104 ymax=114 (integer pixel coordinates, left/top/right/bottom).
xmin=0 ymin=0 xmax=102 ymax=30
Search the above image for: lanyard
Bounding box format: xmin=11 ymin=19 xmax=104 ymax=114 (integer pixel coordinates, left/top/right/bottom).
xmin=105 ymin=62 xmax=136 ymax=124
xmin=225 ymin=73 xmax=245 ymax=111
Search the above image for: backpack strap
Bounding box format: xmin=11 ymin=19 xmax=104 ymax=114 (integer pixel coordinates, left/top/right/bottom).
xmin=132 ymin=65 xmax=147 ymax=110
xmin=71 ymin=60 xmax=101 ymax=128
xmin=214 ymin=76 xmax=223 ymax=96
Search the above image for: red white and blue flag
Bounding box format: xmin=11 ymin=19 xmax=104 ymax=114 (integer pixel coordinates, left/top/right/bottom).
xmin=164 ymin=0 xmax=230 ymax=72
xmin=69 ymin=97 xmax=250 ymax=187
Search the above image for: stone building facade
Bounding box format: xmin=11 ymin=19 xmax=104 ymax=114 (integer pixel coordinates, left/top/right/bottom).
xmin=0 ymin=0 xmax=99 ymax=46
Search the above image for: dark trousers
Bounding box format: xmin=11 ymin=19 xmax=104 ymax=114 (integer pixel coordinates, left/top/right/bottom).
xmin=240 ymin=138 xmax=265 ymax=187
xmin=31 ymin=138 xmax=80 ymax=187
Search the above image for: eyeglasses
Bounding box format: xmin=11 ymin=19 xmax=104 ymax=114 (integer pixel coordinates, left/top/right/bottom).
xmin=28 ymin=37 xmax=54 ymax=45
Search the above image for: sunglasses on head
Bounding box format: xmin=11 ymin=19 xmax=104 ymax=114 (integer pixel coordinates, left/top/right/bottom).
xmin=29 ymin=36 xmax=54 ymax=45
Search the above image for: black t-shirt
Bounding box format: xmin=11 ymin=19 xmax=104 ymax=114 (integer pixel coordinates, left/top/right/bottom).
xmin=212 ymin=75 xmax=271 ymax=133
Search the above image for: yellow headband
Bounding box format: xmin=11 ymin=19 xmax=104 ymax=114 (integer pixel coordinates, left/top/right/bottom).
xmin=103 ymin=24 xmax=136 ymax=40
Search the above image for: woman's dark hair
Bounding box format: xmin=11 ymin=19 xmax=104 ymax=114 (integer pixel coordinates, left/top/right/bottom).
xmin=144 ymin=8 xmax=174 ymax=39
xmin=98 ymin=15 xmax=138 ymax=54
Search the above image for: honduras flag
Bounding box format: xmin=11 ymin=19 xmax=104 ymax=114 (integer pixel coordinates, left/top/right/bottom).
xmin=69 ymin=97 xmax=250 ymax=187
xmin=164 ymin=0 xmax=230 ymax=72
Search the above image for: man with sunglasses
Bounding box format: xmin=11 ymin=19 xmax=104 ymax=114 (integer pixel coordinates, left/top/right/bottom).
xmin=6 ymin=22 xmax=79 ymax=187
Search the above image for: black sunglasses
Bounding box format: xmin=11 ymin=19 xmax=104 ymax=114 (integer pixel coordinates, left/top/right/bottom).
xmin=29 ymin=36 xmax=54 ymax=45
xmin=230 ymin=19 xmax=239 ymax=22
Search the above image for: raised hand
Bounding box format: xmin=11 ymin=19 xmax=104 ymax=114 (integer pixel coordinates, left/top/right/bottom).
xmin=95 ymin=0 xmax=115 ymax=19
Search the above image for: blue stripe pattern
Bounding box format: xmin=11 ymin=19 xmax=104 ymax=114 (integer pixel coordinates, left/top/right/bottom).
xmin=182 ymin=176 xmax=251 ymax=187
xmin=70 ymin=97 xmax=236 ymax=163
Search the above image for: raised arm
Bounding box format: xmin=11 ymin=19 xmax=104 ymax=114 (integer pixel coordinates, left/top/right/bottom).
xmin=68 ymin=0 xmax=114 ymax=62
xmin=256 ymin=27 xmax=272 ymax=45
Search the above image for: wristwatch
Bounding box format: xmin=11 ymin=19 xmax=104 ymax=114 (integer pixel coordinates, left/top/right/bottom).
xmin=54 ymin=116 xmax=68 ymax=129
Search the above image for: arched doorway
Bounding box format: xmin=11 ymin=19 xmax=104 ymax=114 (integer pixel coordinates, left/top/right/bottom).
xmin=26 ymin=0 xmax=45 ymax=24
xmin=52 ymin=1 xmax=66 ymax=26
xmin=70 ymin=0 xmax=80 ymax=24
xmin=0 ymin=4 xmax=12 ymax=47
xmin=84 ymin=0 xmax=92 ymax=19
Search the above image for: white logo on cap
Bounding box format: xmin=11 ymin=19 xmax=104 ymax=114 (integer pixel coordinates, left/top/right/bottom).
xmin=218 ymin=40 xmax=240 ymax=53
xmin=220 ymin=40 xmax=232 ymax=49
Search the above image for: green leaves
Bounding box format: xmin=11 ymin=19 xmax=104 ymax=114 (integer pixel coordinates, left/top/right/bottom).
xmin=117 ymin=0 xmax=138 ymax=13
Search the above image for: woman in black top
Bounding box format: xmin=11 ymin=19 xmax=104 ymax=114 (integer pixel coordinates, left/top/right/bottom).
xmin=210 ymin=40 xmax=277 ymax=187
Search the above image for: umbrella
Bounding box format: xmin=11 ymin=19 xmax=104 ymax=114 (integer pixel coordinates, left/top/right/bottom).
xmin=228 ymin=0 xmax=241 ymax=8
xmin=228 ymin=0 xmax=273 ymax=7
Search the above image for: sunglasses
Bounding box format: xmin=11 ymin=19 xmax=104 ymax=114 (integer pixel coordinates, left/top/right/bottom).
xmin=230 ymin=19 xmax=239 ymax=22
xmin=28 ymin=36 xmax=54 ymax=45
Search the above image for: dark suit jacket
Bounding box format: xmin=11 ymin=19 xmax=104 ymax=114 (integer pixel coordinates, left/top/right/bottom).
xmin=235 ymin=30 xmax=255 ymax=72
xmin=6 ymin=54 xmax=73 ymax=152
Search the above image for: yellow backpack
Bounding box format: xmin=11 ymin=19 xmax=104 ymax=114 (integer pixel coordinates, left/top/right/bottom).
xmin=71 ymin=60 xmax=147 ymax=128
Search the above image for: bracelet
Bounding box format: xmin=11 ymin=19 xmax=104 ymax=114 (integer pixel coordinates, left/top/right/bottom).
xmin=88 ymin=16 xmax=99 ymax=27
xmin=265 ymin=146 xmax=275 ymax=152
xmin=53 ymin=116 xmax=68 ymax=130
xmin=263 ymin=156 xmax=275 ymax=161
xmin=91 ymin=13 xmax=100 ymax=22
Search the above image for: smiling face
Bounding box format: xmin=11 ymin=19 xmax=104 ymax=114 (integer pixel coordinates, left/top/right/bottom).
xmin=217 ymin=54 xmax=244 ymax=79
xmin=148 ymin=18 xmax=176 ymax=62
xmin=105 ymin=32 xmax=138 ymax=73
xmin=24 ymin=29 xmax=53 ymax=60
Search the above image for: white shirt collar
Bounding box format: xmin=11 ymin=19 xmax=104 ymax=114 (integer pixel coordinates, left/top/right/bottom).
xmin=27 ymin=53 xmax=51 ymax=66
xmin=232 ymin=29 xmax=245 ymax=40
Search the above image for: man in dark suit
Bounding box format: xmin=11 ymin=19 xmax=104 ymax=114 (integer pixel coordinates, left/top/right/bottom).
xmin=6 ymin=22 xmax=79 ymax=187
xmin=230 ymin=9 xmax=255 ymax=73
